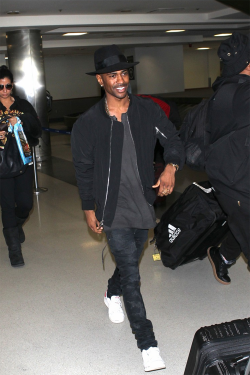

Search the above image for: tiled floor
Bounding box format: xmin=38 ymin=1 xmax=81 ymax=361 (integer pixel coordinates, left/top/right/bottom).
xmin=0 ymin=123 xmax=249 ymax=375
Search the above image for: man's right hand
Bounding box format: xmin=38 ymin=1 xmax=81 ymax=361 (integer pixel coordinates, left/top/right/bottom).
xmin=84 ymin=210 xmax=103 ymax=233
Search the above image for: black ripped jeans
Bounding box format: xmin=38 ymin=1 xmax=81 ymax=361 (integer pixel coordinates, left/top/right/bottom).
xmin=105 ymin=228 xmax=157 ymax=350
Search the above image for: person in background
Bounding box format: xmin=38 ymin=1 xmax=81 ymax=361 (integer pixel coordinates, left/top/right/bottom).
xmin=206 ymin=32 xmax=250 ymax=284
xmin=71 ymin=45 xmax=184 ymax=372
xmin=0 ymin=65 xmax=42 ymax=267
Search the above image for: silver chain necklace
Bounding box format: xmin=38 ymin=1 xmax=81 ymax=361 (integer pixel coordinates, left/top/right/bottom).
xmin=105 ymin=95 xmax=130 ymax=116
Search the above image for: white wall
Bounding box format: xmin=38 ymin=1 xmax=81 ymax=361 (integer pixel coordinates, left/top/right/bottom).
xmin=183 ymin=48 xmax=220 ymax=89
xmin=43 ymin=46 xmax=185 ymax=99
xmin=208 ymin=48 xmax=221 ymax=86
xmin=133 ymin=45 xmax=185 ymax=94
xmin=44 ymin=54 xmax=100 ymax=100
xmin=123 ymin=47 xmax=137 ymax=94
xmin=44 ymin=44 xmax=219 ymax=100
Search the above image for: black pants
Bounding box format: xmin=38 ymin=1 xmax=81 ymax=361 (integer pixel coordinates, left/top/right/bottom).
xmin=215 ymin=190 xmax=250 ymax=266
xmin=0 ymin=165 xmax=34 ymax=229
xmin=105 ymin=228 xmax=157 ymax=350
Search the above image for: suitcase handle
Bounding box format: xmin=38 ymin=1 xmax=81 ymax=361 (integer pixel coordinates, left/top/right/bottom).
xmin=228 ymin=356 xmax=250 ymax=375
xmin=244 ymin=357 xmax=250 ymax=375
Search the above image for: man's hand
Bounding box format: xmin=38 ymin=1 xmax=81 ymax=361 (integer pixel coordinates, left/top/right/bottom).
xmin=84 ymin=210 xmax=103 ymax=233
xmin=152 ymin=163 xmax=176 ymax=197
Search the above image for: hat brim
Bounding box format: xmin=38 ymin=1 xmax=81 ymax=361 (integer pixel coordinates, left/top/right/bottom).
xmin=86 ymin=61 xmax=139 ymax=76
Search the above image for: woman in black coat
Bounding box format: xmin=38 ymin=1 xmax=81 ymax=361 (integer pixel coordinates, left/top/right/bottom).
xmin=0 ymin=65 xmax=42 ymax=267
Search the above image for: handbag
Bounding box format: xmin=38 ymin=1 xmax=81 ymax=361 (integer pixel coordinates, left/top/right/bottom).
xmin=0 ymin=117 xmax=29 ymax=179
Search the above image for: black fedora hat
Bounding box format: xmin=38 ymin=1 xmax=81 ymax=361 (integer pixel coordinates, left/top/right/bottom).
xmin=86 ymin=44 xmax=139 ymax=75
xmin=218 ymin=32 xmax=250 ymax=77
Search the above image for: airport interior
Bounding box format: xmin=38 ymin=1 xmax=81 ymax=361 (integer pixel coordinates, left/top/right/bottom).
xmin=0 ymin=1 xmax=250 ymax=374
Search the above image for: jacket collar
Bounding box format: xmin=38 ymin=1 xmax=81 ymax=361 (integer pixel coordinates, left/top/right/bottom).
xmin=212 ymin=74 xmax=250 ymax=91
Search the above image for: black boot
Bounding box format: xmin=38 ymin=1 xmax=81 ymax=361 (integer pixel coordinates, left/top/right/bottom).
xmin=207 ymin=247 xmax=235 ymax=285
xmin=3 ymin=227 xmax=25 ymax=267
xmin=15 ymin=216 xmax=27 ymax=243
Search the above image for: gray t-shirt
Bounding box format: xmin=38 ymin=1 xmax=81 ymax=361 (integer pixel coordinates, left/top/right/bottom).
xmin=105 ymin=113 xmax=156 ymax=230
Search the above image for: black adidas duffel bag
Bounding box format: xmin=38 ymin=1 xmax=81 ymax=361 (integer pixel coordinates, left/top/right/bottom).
xmin=154 ymin=181 xmax=229 ymax=269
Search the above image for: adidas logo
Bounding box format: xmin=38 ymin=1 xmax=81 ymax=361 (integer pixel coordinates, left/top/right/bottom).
xmin=168 ymin=224 xmax=181 ymax=243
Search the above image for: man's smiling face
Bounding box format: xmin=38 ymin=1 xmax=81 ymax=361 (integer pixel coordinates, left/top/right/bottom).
xmin=96 ymin=69 xmax=129 ymax=100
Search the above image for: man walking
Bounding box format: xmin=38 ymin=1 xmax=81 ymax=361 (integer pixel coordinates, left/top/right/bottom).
xmin=206 ymin=32 xmax=250 ymax=284
xmin=71 ymin=44 xmax=184 ymax=372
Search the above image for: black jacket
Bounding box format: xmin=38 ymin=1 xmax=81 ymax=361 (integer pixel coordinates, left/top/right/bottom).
xmin=71 ymin=94 xmax=185 ymax=227
xmin=206 ymin=74 xmax=250 ymax=199
xmin=0 ymin=96 xmax=42 ymax=146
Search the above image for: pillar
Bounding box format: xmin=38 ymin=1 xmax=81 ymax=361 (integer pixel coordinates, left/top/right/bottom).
xmin=6 ymin=29 xmax=51 ymax=161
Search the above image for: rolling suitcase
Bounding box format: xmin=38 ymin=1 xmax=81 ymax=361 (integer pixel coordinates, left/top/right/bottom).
xmin=184 ymin=317 xmax=250 ymax=375
xmin=153 ymin=181 xmax=229 ymax=269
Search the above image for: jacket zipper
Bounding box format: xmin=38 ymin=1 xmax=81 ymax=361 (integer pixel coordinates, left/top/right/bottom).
xmin=155 ymin=126 xmax=168 ymax=140
xmin=99 ymin=118 xmax=113 ymax=227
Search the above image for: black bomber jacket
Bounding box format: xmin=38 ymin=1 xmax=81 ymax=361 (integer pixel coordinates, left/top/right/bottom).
xmin=71 ymin=94 xmax=185 ymax=227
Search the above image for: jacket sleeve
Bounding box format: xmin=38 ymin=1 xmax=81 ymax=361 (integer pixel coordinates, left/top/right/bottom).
xmin=154 ymin=103 xmax=185 ymax=169
xmin=71 ymin=116 xmax=96 ymax=210
xmin=19 ymin=100 xmax=42 ymax=139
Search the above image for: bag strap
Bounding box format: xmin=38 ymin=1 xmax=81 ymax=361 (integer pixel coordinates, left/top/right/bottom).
xmin=205 ymin=78 xmax=250 ymax=165
xmin=204 ymin=81 xmax=231 ymax=146
xmin=207 ymin=77 xmax=248 ymax=139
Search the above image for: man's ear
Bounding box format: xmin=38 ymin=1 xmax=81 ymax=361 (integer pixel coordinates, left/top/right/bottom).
xmin=96 ymin=74 xmax=103 ymax=87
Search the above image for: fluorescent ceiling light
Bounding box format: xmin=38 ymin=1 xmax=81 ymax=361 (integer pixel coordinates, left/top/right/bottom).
xmin=197 ymin=47 xmax=210 ymax=50
xmin=63 ymin=32 xmax=88 ymax=36
xmin=166 ymin=29 xmax=185 ymax=33
xmin=149 ymin=8 xmax=185 ymax=13
xmin=214 ymin=33 xmax=232 ymax=37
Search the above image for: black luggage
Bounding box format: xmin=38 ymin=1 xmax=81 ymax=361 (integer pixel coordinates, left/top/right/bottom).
xmin=154 ymin=181 xmax=229 ymax=269
xmin=184 ymin=317 xmax=250 ymax=375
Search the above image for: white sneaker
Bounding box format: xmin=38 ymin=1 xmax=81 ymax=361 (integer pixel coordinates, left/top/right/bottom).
xmin=104 ymin=290 xmax=125 ymax=324
xmin=142 ymin=347 xmax=166 ymax=372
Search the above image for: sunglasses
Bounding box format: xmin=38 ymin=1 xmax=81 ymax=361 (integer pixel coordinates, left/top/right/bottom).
xmin=0 ymin=84 xmax=13 ymax=91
